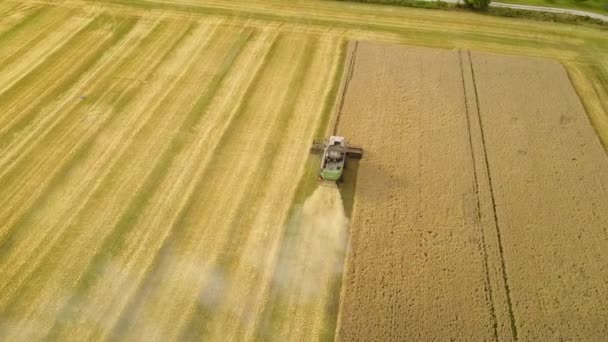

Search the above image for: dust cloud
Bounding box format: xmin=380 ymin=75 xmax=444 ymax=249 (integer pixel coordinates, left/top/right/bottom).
xmin=274 ymin=185 xmax=349 ymax=297
xmin=258 ymin=185 xmax=350 ymax=339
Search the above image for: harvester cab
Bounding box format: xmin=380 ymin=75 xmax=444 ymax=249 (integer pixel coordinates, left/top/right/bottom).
xmin=310 ymin=136 xmax=363 ymax=184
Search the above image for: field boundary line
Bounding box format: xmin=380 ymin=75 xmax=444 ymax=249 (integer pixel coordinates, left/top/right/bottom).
xmin=467 ymin=50 xmax=519 ymax=341
xmin=458 ymin=49 xmax=499 ymax=341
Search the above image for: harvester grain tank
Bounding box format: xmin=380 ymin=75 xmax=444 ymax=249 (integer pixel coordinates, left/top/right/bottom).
xmin=310 ymin=136 xmax=363 ymax=184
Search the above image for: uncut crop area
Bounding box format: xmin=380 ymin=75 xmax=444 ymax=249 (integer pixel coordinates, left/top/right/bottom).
xmin=336 ymin=42 xmax=608 ymax=341
xmin=0 ymin=3 xmax=346 ymax=341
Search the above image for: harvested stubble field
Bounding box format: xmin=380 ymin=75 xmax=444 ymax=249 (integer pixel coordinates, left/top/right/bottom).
xmin=0 ymin=0 xmax=607 ymax=341
xmin=0 ymin=3 xmax=346 ymax=340
xmin=336 ymin=42 xmax=608 ymax=341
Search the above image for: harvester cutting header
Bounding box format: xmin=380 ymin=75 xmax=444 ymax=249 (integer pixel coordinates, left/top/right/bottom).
xmin=310 ymin=136 xmax=363 ymax=184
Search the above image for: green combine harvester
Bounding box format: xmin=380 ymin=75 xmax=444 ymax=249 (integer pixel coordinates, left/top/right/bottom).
xmin=310 ymin=136 xmax=363 ymax=184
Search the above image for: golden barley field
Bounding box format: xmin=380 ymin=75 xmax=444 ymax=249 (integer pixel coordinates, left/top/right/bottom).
xmin=336 ymin=42 xmax=608 ymax=341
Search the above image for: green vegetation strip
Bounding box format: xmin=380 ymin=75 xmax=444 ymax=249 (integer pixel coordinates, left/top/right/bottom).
xmin=333 ymin=0 xmax=607 ymax=26
xmin=484 ymin=6 xmax=607 ymax=26
xmin=499 ymin=0 xmax=608 ymax=15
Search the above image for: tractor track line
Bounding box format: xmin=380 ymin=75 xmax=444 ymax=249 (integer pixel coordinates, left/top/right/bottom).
xmin=467 ymin=50 xmax=519 ymax=341
xmin=458 ymin=49 xmax=499 ymax=342
xmin=333 ymin=41 xmax=358 ymax=136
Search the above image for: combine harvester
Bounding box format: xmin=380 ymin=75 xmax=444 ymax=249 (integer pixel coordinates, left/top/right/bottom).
xmin=311 ymin=136 xmax=363 ymax=185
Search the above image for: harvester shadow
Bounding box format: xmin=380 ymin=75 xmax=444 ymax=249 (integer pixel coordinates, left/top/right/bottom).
xmin=339 ymin=158 xmax=360 ymax=219
xmin=345 ymin=154 xmax=407 ymax=210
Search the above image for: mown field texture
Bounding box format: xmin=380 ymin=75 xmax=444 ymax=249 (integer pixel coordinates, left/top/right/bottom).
xmin=0 ymin=0 xmax=607 ymax=341
xmin=336 ymin=42 xmax=608 ymax=341
xmin=0 ymin=3 xmax=345 ymax=341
